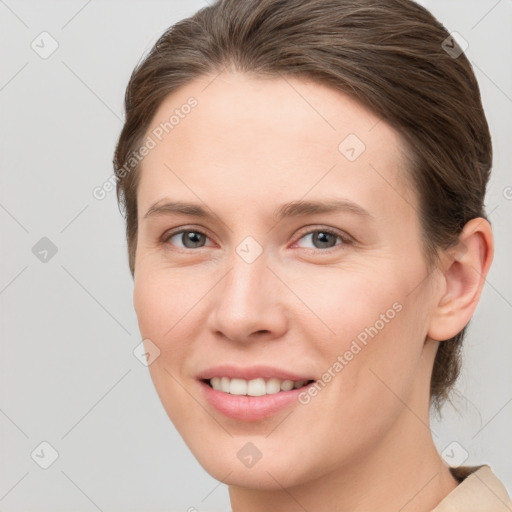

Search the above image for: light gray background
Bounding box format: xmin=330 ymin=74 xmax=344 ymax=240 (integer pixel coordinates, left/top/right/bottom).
xmin=1 ymin=1 xmax=511 ymax=511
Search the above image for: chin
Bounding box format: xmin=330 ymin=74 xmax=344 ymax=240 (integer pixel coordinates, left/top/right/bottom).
xmin=199 ymin=453 xmax=308 ymax=490
xmin=181 ymin=431 xmax=326 ymax=490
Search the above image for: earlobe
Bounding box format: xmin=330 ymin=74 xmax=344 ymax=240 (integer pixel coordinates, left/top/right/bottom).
xmin=428 ymin=217 xmax=494 ymax=341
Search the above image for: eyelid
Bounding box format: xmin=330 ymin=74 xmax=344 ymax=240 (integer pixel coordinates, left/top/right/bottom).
xmin=160 ymin=225 xmax=216 ymax=247
xmin=291 ymin=225 xmax=354 ymax=249
xmin=160 ymin=224 xmax=354 ymax=250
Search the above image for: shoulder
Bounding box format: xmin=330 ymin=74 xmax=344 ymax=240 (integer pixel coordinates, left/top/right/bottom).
xmin=432 ymin=465 xmax=512 ymax=512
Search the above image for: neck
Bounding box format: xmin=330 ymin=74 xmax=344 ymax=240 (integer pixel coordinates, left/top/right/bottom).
xmin=229 ymin=407 xmax=458 ymax=512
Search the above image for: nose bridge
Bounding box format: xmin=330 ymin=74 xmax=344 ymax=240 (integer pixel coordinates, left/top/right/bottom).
xmin=207 ymin=243 xmax=287 ymax=341
xmin=222 ymin=246 xmax=271 ymax=315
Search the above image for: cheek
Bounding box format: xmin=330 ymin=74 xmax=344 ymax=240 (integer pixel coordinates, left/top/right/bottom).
xmin=132 ymin=267 xmax=194 ymax=392
xmin=292 ymin=261 xmax=431 ymax=411
xmin=133 ymin=269 xmax=204 ymax=429
xmin=132 ymin=264 xmax=221 ymax=392
xmin=287 ymin=263 xmax=408 ymax=351
xmin=133 ymin=275 xmax=168 ymax=341
xmin=133 ymin=265 xmax=199 ymax=340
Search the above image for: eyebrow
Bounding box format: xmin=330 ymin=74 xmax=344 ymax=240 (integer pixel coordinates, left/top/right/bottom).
xmin=143 ymin=198 xmax=374 ymax=222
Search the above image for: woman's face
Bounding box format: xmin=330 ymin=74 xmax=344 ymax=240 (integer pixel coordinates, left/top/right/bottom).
xmin=133 ymin=71 xmax=443 ymax=488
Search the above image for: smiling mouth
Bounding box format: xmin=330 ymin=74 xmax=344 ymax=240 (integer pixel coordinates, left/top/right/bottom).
xmin=202 ymin=377 xmax=315 ymax=396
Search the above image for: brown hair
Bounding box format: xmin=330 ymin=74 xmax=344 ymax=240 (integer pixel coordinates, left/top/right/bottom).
xmin=113 ymin=0 xmax=492 ymax=410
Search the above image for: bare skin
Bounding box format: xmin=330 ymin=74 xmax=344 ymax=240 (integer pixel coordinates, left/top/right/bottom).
xmin=132 ymin=70 xmax=493 ymax=512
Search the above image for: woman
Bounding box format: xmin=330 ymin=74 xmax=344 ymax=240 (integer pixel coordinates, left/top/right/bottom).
xmin=113 ymin=0 xmax=511 ymax=510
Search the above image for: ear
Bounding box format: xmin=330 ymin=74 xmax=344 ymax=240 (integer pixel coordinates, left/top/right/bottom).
xmin=428 ymin=217 xmax=494 ymax=341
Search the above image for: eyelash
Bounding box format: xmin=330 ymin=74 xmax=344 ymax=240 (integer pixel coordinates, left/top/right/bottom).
xmin=160 ymin=226 xmax=353 ymax=253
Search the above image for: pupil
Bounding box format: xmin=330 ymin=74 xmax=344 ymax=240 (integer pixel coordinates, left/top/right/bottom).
xmin=184 ymin=231 xmax=204 ymax=248
xmin=314 ymin=231 xmax=335 ymax=248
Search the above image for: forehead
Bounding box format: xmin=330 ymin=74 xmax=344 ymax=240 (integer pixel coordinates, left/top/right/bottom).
xmin=137 ymin=71 xmax=416 ymax=221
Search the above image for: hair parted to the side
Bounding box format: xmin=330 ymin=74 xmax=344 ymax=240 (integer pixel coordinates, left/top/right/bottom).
xmin=113 ymin=0 xmax=492 ymax=411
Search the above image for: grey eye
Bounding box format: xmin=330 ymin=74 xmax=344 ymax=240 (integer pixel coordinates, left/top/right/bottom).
xmin=169 ymin=230 xmax=208 ymax=249
xmin=297 ymin=230 xmax=342 ymax=249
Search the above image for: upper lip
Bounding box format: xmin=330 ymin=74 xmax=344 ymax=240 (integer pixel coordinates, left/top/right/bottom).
xmin=196 ymin=364 xmax=315 ymax=382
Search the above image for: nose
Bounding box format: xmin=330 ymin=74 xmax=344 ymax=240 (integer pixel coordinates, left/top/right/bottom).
xmin=206 ymin=250 xmax=289 ymax=344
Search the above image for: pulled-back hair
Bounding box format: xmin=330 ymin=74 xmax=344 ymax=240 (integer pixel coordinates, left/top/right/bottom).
xmin=113 ymin=0 xmax=492 ymax=410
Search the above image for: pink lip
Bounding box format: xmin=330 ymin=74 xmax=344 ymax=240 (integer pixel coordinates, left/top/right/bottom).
xmin=198 ymin=380 xmax=315 ymax=421
xmin=196 ymin=365 xmax=316 ymax=421
xmin=196 ymin=364 xmax=314 ymax=381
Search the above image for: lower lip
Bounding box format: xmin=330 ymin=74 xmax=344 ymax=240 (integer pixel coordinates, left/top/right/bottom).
xmin=199 ymin=380 xmax=313 ymax=421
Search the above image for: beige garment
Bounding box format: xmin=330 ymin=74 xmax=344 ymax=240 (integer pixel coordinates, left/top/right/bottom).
xmin=432 ymin=465 xmax=512 ymax=511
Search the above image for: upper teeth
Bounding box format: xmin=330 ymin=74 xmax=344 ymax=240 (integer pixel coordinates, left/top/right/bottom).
xmin=209 ymin=377 xmax=308 ymax=396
